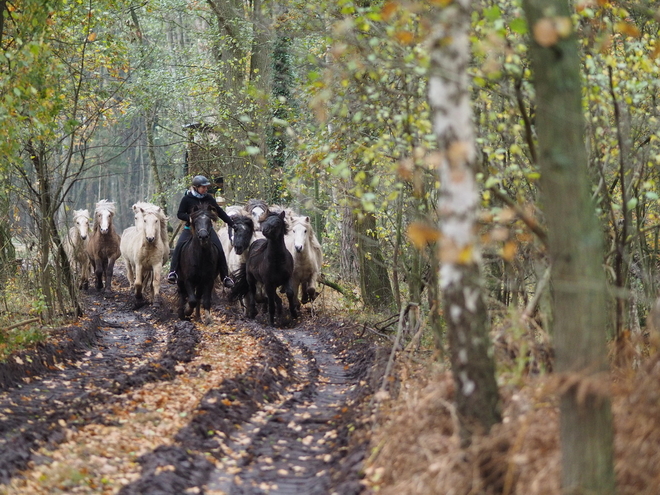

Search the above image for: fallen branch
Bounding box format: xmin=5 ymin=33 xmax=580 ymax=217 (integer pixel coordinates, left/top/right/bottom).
xmin=4 ymin=317 xmax=39 ymax=332
xmin=319 ymin=276 xmax=355 ymax=299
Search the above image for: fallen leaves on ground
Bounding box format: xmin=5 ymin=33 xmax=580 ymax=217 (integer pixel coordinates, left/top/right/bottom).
xmin=2 ymin=317 xmax=260 ymax=495
xmin=364 ymin=342 xmax=660 ymax=495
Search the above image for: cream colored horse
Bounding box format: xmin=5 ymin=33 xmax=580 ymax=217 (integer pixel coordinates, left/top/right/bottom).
xmin=285 ymin=215 xmax=323 ymax=304
xmin=63 ymin=209 xmax=91 ymax=289
xmin=120 ymin=202 xmax=168 ymax=303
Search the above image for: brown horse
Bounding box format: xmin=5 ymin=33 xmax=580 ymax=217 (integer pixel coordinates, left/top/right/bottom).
xmin=86 ymin=200 xmax=121 ymax=291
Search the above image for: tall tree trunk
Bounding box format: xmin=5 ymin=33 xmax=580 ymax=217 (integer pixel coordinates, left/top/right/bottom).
xmin=129 ymin=8 xmax=166 ymax=213
xmin=522 ymin=1 xmax=615 ymax=493
xmin=146 ymin=108 xmax=166 ymax=212
xmin=427 ymin=0 xmax=501 ymax=444
xmin=28 ymin=140 xmax=79 ymax=319
xmin=356 ymin=210 xmax=394 ymax=310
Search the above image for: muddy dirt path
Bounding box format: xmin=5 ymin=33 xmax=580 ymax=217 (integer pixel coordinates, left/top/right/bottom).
xmin=0 ymin=266 xmax=379 ymax=494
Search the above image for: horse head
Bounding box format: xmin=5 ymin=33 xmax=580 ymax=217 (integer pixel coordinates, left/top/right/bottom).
xmin=231 ymin=216 xmax=255 ymax=256
xmin=143 ymin=209 xmax=162 ymax=244
xmin=261 ymin=210 xmax=287 ymax=241
xmin=290 ymin=216 xmax=312 ymax=253
xmin=190 ymin=205 xmax=217 ymax=243
xmin=94 ymin=200 xmax=116 ymax=235
xmin=133 ymin=203 xmax=162 ymax=244
xmin=246 ymin=199 xmax=269 ymax=231
xmin=73 ymin=209 xmax=90 ymax=241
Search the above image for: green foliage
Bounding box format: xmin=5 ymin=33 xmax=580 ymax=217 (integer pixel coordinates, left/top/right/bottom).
xmin=1 ymin=0 xmax=659 ymax=321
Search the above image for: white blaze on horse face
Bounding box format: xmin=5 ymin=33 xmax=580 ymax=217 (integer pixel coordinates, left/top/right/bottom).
xmin=98 ymin=210 xmax=112 ymax=234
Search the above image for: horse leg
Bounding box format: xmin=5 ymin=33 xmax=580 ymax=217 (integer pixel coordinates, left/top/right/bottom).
xmin=126 ymin=260 xmax=135 ymax=290
xmin=265 ymin=285 xmax=279 ymax=326
xmin=302 ymin=280 xmax=318 ymax=304
xmin=81 ymin=258 xmax=90 ymax=290
xmin=283 ymin=281 xmax=299 ymax=320
xmin=151 ymin=264 xmax=162 ymax=305
xmin=134 ymin=263 xmax=144 ymax=300
xmin=105 ymin=256 xmax=118 ymax=292
xmin=94 ymin=258 xmax=104 ymax=290
xmin=201 ymin=282 xmax=213 ymax=324
xmin=177 ymin=283 xmax=187 ymax=320
xmin=274 ymin=288 xmax=284 ymax=316
xmin=185 ymin=282 xmax=197 ymax=318
xmin=246 ymin=286 xmax=257 ymax=319
xmin=289 ymin=272 xmax=303 ymax=305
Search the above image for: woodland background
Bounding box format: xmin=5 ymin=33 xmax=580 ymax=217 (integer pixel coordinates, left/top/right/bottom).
xmin=1 ymin=0 xmax=660 ymax=493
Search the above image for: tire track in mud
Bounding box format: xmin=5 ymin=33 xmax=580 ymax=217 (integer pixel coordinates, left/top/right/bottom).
xmin=122 ymin=318 xmax=367 ymax=495
xmin=0 ymin=289 xmax=190 ymax=484
xmin=206 ymin=327 xmax=353 ymax=495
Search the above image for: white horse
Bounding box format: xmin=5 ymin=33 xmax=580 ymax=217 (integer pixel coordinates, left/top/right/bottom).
xmin=285 ymin=215 xmax=323 ymax=304
xmin=246 ymin=198 xmax=269 ymax=231
xmin=120 ymin=202 xmax=168 ymax=303
xmin=63 ymin=209 xmax=91 ymax=289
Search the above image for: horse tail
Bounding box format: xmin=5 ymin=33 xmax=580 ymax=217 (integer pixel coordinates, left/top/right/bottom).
xmin=228 ymin=262 xmax=249 ymax=302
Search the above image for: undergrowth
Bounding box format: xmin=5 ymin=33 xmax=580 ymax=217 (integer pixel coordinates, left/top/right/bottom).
xmin=0 ymin=272 xmax=54 ymax=362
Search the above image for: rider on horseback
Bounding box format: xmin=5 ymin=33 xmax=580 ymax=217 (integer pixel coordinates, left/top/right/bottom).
xmin=167 ymin=175 xmax=234 ymax=287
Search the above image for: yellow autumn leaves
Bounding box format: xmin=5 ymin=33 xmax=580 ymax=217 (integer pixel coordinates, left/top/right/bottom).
xmin=407 ymin=208 xmax=525 ymax=265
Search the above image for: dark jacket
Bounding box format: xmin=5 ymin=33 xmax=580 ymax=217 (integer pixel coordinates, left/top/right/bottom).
xmin=177 ymin=190 xmax=233 ymax=227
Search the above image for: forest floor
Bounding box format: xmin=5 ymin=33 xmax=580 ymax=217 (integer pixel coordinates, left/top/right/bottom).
xmin=3 ymin=263 xmax=660 ymax=495
xmin=361 ymin=318 xmax=660 ymax=495
xmin=0 ymin=263 xmax=387 ymax=495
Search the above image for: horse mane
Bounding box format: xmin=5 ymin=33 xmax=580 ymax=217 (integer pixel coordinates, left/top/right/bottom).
xmin=246 ymin=198 xmax=268 ymax=212
xmin=95 ymin=199 xmax=116 ymax=215
xmin=225 ymin=205 xmax=248 ymax=218
xmin=93 ymin=200 xmax=116 ymax=230
xmin=191 ymin=204 xmax=218 ymax=222
xmin=133 ymin=201 xmax=167 ymax=224
xmin=73 ymin=208 xmax=90 ymax=221
xmin=134 ymin=201 xmax=163 ymax=215
xmin=233 ymin=215 xmax=254 ymax=229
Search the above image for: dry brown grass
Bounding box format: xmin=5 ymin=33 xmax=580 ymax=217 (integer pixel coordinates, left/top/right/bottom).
xmin=364 ymin=329 xmax=660 ymax=495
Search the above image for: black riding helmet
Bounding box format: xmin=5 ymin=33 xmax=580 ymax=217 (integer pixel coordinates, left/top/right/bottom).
xmin=192 ymin=175 xmax=211 ymax=188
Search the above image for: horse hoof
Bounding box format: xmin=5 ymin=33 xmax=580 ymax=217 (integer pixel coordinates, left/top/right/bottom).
xmin=133 ymin=299 xmax=148 ymax=310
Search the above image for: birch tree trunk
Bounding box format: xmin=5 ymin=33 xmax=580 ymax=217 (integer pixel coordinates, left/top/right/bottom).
xmin=427 ymin=1 xmax=500 ymax=444
xmin=521 ymin=1 xmax=615 ymax=493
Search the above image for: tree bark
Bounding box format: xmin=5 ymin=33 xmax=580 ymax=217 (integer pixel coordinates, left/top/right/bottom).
xmin=356 ymin=210 xmax=395 ymax=310
xmin=145 ymin=109 xmax=166 ymax=212
xmin=427 ymin=0 xmax=501 ymax=444
xmin=522 ymin=1 xmax=616 ymax=493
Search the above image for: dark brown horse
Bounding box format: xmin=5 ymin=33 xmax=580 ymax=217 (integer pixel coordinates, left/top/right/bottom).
xmin=229 ymin=211 xmax=298 ymax=326
xmin=177 ymin=205 xmax=222 ymax=324
xmin=86 ymin=200 xmax=121 ymax=291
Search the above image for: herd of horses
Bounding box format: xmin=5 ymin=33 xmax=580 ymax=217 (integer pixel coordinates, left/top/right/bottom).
xmin=63 ymin=198 xmax=323 ymax=325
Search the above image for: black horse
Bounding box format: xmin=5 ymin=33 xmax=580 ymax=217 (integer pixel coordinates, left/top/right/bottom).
xmin=177 ymin=205 xmax=221 ymax=324
xmin=231 ymin=215 xmax=255 ymax=256
xmin=230 ymin=210 xmax=298 ymax=326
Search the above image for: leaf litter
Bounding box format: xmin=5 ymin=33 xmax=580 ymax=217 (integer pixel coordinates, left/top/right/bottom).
xmin=0 ymin=266 xmax=380 ymax=495
xmin=2 ymin=319 xmax=259 ymax=495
